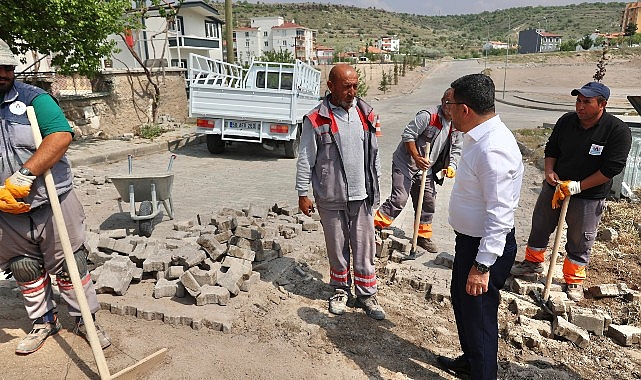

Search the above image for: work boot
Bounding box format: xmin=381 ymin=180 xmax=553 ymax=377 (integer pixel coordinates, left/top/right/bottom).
xmin=510 ymin=260 xmax=544 ymax=276
xmin=74 ymin=320 xmax=112 ymax=349
xmin=355 ymin=294 xmax=386 ymax=320
xmin=417 ymin=237 xmax=438 ymax=253
xmin=328 ymin=289 xmax=349 ymax=315
xmin=15 ymin=314 xmax=62 ymax=355
xmin=565 ymin=283 xmax=585 ymax=302
xmin=436 ymin=355 xmax=471 ymax=379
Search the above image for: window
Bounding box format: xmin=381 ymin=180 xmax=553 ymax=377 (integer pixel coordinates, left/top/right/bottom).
xmin=245 ymin=41 xmax=250 ymax=47
xmin=282 ymin=40 xmax=287 ymax=46
xmin=264 ymin=41 xmax=269 ymax=47
xmin=263 ymin=31 xmax=268 ymax=37
xmin=245 ymin=32 xmax=249 ymax=38
xmin=205 ymin=22 xmax=218 ymax=38
xmin=168 ymin=16 xmax=184 ymax=35
xmin=256 ymin=71 xmax=293 ymax=90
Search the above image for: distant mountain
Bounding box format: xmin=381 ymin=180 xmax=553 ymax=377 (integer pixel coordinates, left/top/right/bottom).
xmin=210 ymin=1 xmax=627 ymax=58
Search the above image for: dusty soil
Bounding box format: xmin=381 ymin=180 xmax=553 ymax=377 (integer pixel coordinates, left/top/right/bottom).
xmin=2 ymin=53 xmax=641 ymax=380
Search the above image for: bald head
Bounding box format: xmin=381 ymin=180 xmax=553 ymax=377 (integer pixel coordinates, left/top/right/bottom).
xmin=327 ymin=64 xmax=359 ymax=110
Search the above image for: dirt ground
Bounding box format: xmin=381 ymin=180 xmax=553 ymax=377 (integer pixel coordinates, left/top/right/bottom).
xmin=2 ymin=53 xmax=641 ymax=380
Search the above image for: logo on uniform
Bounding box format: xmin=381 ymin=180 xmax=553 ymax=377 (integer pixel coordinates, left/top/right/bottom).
xmin=9 ymin=101 xmax=26 ymax=115
xmin=589 ymin=144 xmax=604 ymax=156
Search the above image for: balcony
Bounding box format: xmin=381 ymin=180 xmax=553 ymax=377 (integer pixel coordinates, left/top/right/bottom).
xmin=169 ymin=35 xmax=220 ymax=49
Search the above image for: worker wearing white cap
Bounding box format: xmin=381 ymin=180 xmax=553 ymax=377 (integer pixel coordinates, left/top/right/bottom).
xmin=0 ymin=39 xmax=111 ymax=354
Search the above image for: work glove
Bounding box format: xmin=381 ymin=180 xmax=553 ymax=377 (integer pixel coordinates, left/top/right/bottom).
xmin=551 ymin=180 xmax=581 ymax=209
xmin=0 ymin=186 xmax=31 ymax=214
xmin=5 ymin=171 xmax=36 ymax=199
xmin=443 ymin=166 xmax=456 ymax=179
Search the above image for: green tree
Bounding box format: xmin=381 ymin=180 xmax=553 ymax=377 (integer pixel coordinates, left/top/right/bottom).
xmin=378 ymin=71 xmax=389 ymax=94
xmin=560 ymin=40 xmax=578 ymax=51
xmin=355 ymin=67 xmax=368 ymax=98
xmin=259 ymin=49 xmax=295 ymax=63
xmin=1 ymin=0 xmax=130 ymax=76
xmin=624 ymin=23 xmax=638 ymax=36
xmin=579 ymin=35 xmax=593 ymax=50
xmin=393 ymin=62 xmax=399 ymax=85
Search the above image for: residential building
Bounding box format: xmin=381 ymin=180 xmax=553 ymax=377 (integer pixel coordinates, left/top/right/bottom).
xmin=359 ymin=46 xmax=390 ymax=62
xmin=483 ymin=41 xmax=509 ymax=50
xmin=107 ymin=0 xmax=224 ymax=70
xmin=622 ymin=2 xmax=641 ymax=34
xmin=377 ymin=36 xmax=400 ymax=53
xmin=518 ymin=28 xmax=562 ymax=53
xmin=316 ymin=45 xmax=335 ymax=65
xmin=234 ymin=16 xmax=317 ymax=65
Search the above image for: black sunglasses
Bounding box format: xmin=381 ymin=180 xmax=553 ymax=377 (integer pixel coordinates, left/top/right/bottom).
xmin=0 ymin=65 xmax=15 ymax=71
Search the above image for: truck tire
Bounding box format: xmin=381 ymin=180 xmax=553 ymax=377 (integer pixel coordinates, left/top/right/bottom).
xmin=283 ymin=127 xmax=301 ymax=159
xmin=138 ymin=201 xmax=154 ymax=237
xmin=206 ymin=134 xmax=225 ymax=154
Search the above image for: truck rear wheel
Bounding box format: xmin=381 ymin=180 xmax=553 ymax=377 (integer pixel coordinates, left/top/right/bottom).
xmin=283 ymin=127 xmax=301 ymax=159
xmin=206 ymin=135 xmax=225 ymax=154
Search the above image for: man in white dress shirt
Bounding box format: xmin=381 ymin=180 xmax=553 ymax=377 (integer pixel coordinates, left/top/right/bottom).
xmin=436 ymin=74 xmax=524 ymax=380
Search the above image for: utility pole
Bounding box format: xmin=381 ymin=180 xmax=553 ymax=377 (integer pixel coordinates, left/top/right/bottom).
xmin=503 ymin=13 xmax=511 ymax=99
xmin=225 ymin=0 xmax=234 ymax=64
xmin=481 ymin=17 xmax=489 ymax=71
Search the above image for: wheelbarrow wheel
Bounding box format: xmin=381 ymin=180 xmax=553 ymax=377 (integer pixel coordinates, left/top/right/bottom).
xmin=138 ymin=200 xmax=154 ymax=237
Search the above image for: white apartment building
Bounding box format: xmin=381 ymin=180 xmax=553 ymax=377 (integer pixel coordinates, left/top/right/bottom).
xmin=376 ymin=36 xmax=400 ymax=53
xmin=234 ymin=16 xmax=316 ymax=65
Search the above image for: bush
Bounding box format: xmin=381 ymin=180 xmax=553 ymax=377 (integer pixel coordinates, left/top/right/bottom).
xmin=137 ymin=123 xmax=167 ymax=139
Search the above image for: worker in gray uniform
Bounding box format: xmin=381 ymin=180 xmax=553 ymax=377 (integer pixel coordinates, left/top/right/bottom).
xmin=0 ymin=38 xmax=110 ymax=354
xmin=296 ymin=64 xmax=384 ymax=320
xmin=374 ymin=88 xmax=462 ymax=253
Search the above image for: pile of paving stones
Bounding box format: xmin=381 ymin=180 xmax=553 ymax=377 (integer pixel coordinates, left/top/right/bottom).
xmin=86 ymin=201 xmax=320 ymax=308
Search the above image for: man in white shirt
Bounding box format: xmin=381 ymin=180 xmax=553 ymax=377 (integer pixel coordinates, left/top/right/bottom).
xmin=436 ymin=74 xmax=524 ymax=380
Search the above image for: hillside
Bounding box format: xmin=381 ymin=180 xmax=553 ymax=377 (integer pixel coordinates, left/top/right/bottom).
xmin=210 ymin=1 xmax=628 ymax=58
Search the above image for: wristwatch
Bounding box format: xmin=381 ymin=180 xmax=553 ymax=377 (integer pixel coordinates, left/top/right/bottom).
xmin=19 ymin=167 xmax=33 ymax=176
xmin=473 ymin=260 xmax=490 ymax=274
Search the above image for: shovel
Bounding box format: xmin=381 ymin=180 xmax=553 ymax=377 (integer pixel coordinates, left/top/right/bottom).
xmin=543 ymin=195 xmax=571 ymax=300
xmin=27 ymin=107 xmax=166 ymax=380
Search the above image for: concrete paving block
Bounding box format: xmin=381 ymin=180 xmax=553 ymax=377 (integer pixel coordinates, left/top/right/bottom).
xmin=202 ymin=318 xmax=223 ymax=331
xmin=218 ymin=256 xmax=252 ymax=296
xmin=167 ymin=266 xmax=184 ymax=280
xmin=624 ymin=289 xmax=641 ymax=302
xmin=102 ymin=229 xmax=128 ymax=239
xmin=179 ymin=270 xmax=202 ymax=296
xmin=214 ymin=229 xmax=233 ymax=243
xmin=94 ymin=256 xmax=137 ymax=295
xmin=197 ymin=212 xmax=215 ymax=226
xmin=240 ymin=271 xmax=261 ymax=292
xmin=254 ymin=249 xmax=281 ymax=262
xmin=433 ymin=252 xmax=454 ymax=269
xmin=588 ymin=283 xmax=622 ymax=298
xmin=229 ymin=236 xmax=262 ymax=252
xmin=518 ymin=315 xmax=553 ymax=338
xmin=111 ymin=239 xmax=134 ymax=255
xmin=244 ymin=203 xmax=268 ymax=219
xmin=553 ymin=316 xmax=590 ymax=348
xmin=142 ymin=250 xmax=172 ymax=272
xmin=195 ymin=284 xmax=230 ymax=306
xmin=189 ymin=266 xmax=218 ymax=286
xmin=199 ymin=225 xmax=217 ymax=235
xmin=173 ymin=219 xmax=195 ymax=231
xmin=88 ymin=250 xmax=114 ymax=267
xmin=197 ymin=234 xmax=227 ymax=260
xmin=171 ymin=246 xmax=207 ymax=268
xmin=137 ymin=309 xmax=164 ymax=321
xmin=509 ymin=297 xmax=544 ymax=319
xmin=97 ymin=237 xmax=117 ymax=252
xmin=213 ymin=214 xmax=238 ymax=231
xmin=607 ymin=324 xmax=641 ymax=346
xmin=569 ymin=306 xmax=612 ymax=336
xmin=166 ymin=230 xmax=191 ymax=240
xmin=389 ymin=235 xmax=411 ymax=253
xmin=226 ymin=245 xmax=256 ymax=261
xmin=153 ymin=278 xmax=181 ymax=298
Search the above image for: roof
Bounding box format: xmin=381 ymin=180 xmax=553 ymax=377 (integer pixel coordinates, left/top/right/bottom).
xmin=273 ymin=22 xmax=306 ymax=29
xmin=235 ymin=27 xmax=259 ymax=31
xmin=315 ymin=45 xmax=334 ymax=51
xmin=539 ymin=32 xmax=562 ymax=37
xmin=358 ymin=46 xmax=384 ymax=54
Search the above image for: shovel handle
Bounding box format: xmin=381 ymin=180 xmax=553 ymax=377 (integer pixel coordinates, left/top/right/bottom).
xmin=543 ymin=195 xmax=570 ymax=301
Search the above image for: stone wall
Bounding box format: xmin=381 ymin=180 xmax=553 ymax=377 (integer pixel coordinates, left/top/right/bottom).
xmin=57 ymin=68 xmax=188 ymax=139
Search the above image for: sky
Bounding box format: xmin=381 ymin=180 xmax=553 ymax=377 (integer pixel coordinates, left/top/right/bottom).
xmin=245 ymin=0 xmax=613 ymax=16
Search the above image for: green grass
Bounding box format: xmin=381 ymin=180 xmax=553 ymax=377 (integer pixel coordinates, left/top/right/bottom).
xmin=138 ymin=123 xmax=167 ymax=139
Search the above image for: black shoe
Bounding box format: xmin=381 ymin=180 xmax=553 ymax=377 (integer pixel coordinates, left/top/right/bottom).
xmin=436 ymin=355 xmax=471 ymax=379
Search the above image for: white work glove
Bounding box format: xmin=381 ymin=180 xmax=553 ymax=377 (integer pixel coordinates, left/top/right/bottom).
xmin=5 ymin=171 xmax=36 ymax=199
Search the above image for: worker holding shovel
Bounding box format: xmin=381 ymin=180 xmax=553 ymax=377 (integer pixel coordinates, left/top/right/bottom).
xmin=511 ymin=82 xmax=632 ymax=302
xmin=0 ymin=39 xmax=110 ymax=354
xmin=374 ymin=88 xmax=462 ymax=255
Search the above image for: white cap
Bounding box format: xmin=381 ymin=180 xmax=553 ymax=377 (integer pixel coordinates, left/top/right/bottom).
xmin=0 ymin=39 xmax=20 ymax=67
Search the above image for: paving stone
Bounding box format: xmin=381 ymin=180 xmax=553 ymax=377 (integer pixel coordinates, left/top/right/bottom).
xmin=171 ymin=246 xmax=207 ymax=268
xmin=518 ymin=315 xmax=553 ymax=338
xmin=189 ymin=265 xmax=219 ymax=286
xmin=607 ymin=324 xmax=641 ymax=346
xmin=142 ymin=250 xmax=172 ymax=272
xmin=197 ymin=212 xmax=215 ymax=226
xmin=213 ymin=215 xmax=237 ymax=232
xmin=569 ymin=306 xmax=612 ymax=336
xmin=433 ymin=252 xmax=454 ymax=269
xmin=197 ymin=234 xmax=227 ymax=260
xmin=214 ymin=229 xmax=233 ymax=243
xmin=240 ymin=271 xmax=261 ymax=292
xmin=173 ymin=219 xmax=195 ymax=231
xmin=195 ymin=284 xmax=230 ymax=306
xmin=553 ymin=316 xmax=590 ymax=349
xmin=167 ymin=265 xmax=184 ymax=280
xmin=180 ymin=270 xmax=202 ymax=297
xmin=255 ymin=249 xmax=281 ymax=262
xmin=226 ymin=245 xmax=256 ymax=261
xmin=93 ymin=256 xmax=138 ymax=295
xmin=153 ymin=278 xmax=183 ymax=298
xmin=588 ymin=283 xmax=622 ymax=298
xmin=229 ymin=236 xmax=262 ymax=252
xmin=218 ymin=256 xmax=253 ymax=296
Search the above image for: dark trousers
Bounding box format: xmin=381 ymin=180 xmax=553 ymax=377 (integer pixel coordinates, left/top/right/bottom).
xmin=451 ymin=229 xmax=516 ymax=380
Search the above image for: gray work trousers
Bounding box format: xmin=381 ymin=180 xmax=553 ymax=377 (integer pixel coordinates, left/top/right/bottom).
xmin=0 ymin=190 xmax=99 ymax=319
xmin=527 ymin=182 xmax=605 ymax=267
xmin=317 ymin=200 xmax=378 ymax=296
xmin=378 ymin=164 xmax=436 ymax=225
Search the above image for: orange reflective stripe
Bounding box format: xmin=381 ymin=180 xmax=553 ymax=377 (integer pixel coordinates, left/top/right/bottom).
xmin=524 ymin=246 xmax=546 ymax=263
xmin=418 ymin=223 xmax=433 ymax=238
xmin=562 ymin=258 xmax=586 ymax=284
xmin=374 ymin=209 xmax=393 ymax=229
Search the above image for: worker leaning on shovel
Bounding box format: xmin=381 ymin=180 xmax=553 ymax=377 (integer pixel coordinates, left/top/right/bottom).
xmin=0 ymin=38 xmax=111 ymax=354
xmin=511 ymin=81 xmax=632 ymax=302
xmin=374 ymin=88 xmax=462 ymax=254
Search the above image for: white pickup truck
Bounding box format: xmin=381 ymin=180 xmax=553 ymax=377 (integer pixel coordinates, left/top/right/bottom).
xmin=188 ymin=53 xmax=321 ymax=158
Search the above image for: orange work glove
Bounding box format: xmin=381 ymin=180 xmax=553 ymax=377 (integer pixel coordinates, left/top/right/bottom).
xmin=0 ymin=186 xmax=31 ymax=214
xmin=443 ymin=166 xmax=456 ymax=179
xmin=551 ymin=180 xmax=581 ymax=209
xmin=5 ymin=171 xmax=36 ymax=198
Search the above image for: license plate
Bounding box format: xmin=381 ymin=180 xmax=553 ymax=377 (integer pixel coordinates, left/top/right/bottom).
xmin=225 ymin=120 xmax=260 ymax=131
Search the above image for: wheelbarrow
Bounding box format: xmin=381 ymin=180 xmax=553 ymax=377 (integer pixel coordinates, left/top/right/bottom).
xmin=109 ymin=154 xmax=175 ymax=237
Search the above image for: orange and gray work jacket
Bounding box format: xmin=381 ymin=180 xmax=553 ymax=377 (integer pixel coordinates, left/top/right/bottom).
xmin=296 ymin=95 xmax=381 ymax=210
